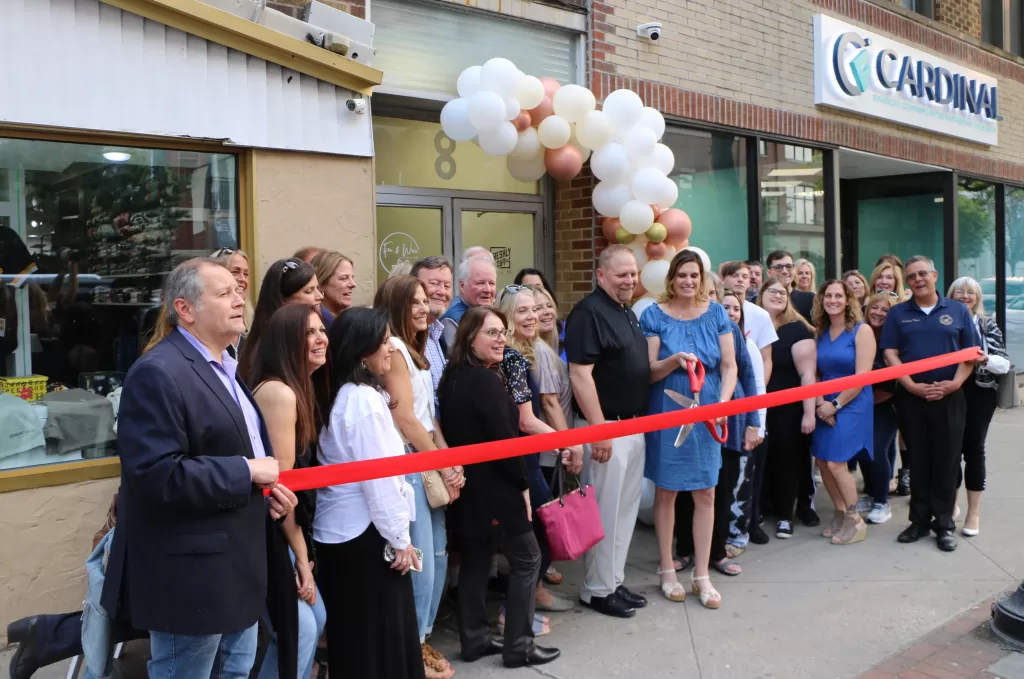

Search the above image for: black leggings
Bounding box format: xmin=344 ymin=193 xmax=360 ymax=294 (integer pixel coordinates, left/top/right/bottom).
xmin=958 ymin=380 xmax=998 ymax=492
xmin=764 ymin=404 xmax=811 ymax=522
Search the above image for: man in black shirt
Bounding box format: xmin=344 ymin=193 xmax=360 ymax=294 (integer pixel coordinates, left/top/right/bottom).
xmin=564 ymin=245 xmax=651 ymax=619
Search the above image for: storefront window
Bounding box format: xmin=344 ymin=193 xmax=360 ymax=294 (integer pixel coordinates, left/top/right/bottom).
xmin=662 ymin=127 xmax=747 ymax=267
xmin=759 ymin=142 xmax=826 ymax=274
xmin=957 ymin=177 xmax=996 ymax=312
xmin=0 ymin=137 xmax=239 ymax=471
xmin=1005 ymin=187 xmax=1024 ymax=368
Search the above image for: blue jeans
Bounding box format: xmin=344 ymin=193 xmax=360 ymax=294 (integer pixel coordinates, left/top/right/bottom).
xmin=407 ymin=473 xmax=448 ymax=643
xmin=148 ymin=622 xmax=258 ymax=679
xmin=256 ymin=549 xmax=327 ymax=679
xmin=860 ymin=402 xmax=899 ymax=505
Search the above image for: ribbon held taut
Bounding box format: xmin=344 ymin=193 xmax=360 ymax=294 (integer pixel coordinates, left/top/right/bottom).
xmin=276 ymin=348 xmax=982 ymax=492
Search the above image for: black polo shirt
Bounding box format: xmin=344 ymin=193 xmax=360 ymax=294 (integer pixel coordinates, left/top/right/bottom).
xmin=879 ymin=294 xmax=979 ymax=383
xmin=564 ymin=286 xmax=650 ymax=419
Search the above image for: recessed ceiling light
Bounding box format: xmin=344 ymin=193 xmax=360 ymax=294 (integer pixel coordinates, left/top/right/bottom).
xmin=103 ymin=151 xmax=131 ymax=162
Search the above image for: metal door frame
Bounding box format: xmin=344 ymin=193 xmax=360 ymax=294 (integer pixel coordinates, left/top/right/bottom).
xmin=452 ymin=198 xmax=545 ymax=279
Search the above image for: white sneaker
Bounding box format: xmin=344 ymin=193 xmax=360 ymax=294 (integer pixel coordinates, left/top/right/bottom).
xmin=866 ymin=503 xmax=892 ymax=524
xmin=856 ymin=494 xmax=874 ymax=513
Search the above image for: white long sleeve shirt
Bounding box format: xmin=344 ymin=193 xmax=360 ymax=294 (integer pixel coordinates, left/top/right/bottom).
xmin=313 ymin=384 xmax=416 ymax=549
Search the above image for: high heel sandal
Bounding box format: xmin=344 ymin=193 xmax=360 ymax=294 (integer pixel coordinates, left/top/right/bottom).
xmin=822 ymin=510 xmax=845 ymax=538
xmin=423 ymin=643 xmax=453 ymax=678
xmin=690 ymin=573 xmax=721 ymax=609
xmin=656 ymin=567 xmax=687 ymax=602
xmin=831 ymin=512 xmax=867 ymax=545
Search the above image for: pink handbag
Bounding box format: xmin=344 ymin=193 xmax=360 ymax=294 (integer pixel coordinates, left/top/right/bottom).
xmin=536 ymin=463 xmax=605 ymax=562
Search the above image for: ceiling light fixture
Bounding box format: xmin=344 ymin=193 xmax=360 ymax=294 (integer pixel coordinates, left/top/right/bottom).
xmin=103 ymin=151 xmax=131 ymax=162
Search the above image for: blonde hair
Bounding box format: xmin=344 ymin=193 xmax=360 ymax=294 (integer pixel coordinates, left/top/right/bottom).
xmin=795 ymin=258 xmax=817 ymax=293
xmin=947 ymin=276 xmax=986 ymax=317
xmin=868 ymin=263 xmax=907 ymax=302
xmin=660 ymin=250 xmax=709 ymax=304
xmin=532 ymin=286 xmax=560 ymax=353
xmin=143 ymin=307 xmax=173 ymax=354
xmin=863 ymin=291 xmax=896 ymax=325
xmin=842 ymin=269 xmax=870 ymax=303
xmin=706 ymin=272 xmax=724 ymax=302
xmin=497 ymin=287 xmax=537 ymax=364
xmin=311 ymin=250 xmax=353 ymax=290
xmin=758 ymin=276 xmax=814 ymax=332
xmin=210 ymin=248 xmax=254 ymax=334
xmin=811 ymin=280 xmax=863 ymax=335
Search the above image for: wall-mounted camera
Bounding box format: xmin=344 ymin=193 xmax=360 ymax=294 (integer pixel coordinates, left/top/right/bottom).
xmin=346 ymin=99 xmax=367 ymax=114
xmin=636 ymin=22 xmax=662 ymax=41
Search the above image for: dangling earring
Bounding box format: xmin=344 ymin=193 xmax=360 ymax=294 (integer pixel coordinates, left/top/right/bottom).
xmin=361 ymin=360 xmax=367 ymax=370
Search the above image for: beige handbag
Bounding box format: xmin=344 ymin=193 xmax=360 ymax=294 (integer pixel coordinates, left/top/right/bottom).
xmin=421 ymin=470 xmax=451 ymax=509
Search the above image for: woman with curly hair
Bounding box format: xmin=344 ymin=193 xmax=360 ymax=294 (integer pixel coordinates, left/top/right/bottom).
xmin=811 ymin=280 xmax=876 ymax=545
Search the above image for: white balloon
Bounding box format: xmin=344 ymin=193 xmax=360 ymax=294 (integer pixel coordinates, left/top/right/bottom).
xmin=641 ymin=259 xmax=670 ymax=295
xmin=571 ymin=141 xmax=591 ymax=163
xmin=636 ymin=143 xmax=675 ymax=175
xmin=638 ymin=106 xmax=666 ymax=140
xmin=628 ymin=234 xmax=649 ymax=270
xmin=631 ymin=168 xmax=668 ymax=205
xmin=592 ymin=181 xmax=632 ymax=218
xmin=467 ymin=90 xmax=508 ymax=132
xmin=537 ymin=115 xmax=571 ymax=149
xmin=480 ymin=57 xmax=520 ymax=98
xmin=507 ymin=153 xmax=547 ymax=182
xmin=575 ymin=110 xmax=614 ymax=150
xmin=589 ymin=142 xmax=630 ymax=184
xmin=505 ymin=97 xmax=521 ymax=121
xmin=602 ymin=89 xmax=645 ymax=131
xmin=478 ymin=122 xmax=518 ymax=156
xmin=511 ymin=127 xmax=542 ymax=159
xmin=620 ymin=200 xmax=655 ymax=235
xmin=552 ymin=84 xmax=596 ymax=124
xmin=456 ymin=65 xmax=482 ymax=99
xmin=440 ymin=98 xmax=477 ymax=142
xmin=664 ymin=245 xmax=678 ymax=261
xmin=637 ymin=474 xmax=656 ymax=526
xmin=632 ymin=296 xmax=658 ymax=321
xmin=516 ymin=75 xmax=546 ymax=110
xmin=656 ymin=178 xmax=680 ymax=210
xmin=683 ymin=246 xmax=712 ymax=273
xmin=623 ymin=125 xmax=658 ymax=159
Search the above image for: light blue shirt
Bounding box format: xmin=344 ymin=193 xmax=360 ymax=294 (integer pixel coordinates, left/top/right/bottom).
xmin=425 ymin=319 xmax=447 ymax=412
xmin=176 ymin=327 xmax=267 ymax=461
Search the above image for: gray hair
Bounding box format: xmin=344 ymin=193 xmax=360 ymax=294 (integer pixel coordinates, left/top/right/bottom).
xmin=598 ymin=244 xmax=635 ymax=270
xmin=457 ymin=256 xmax=496 ymax=285
xmin=947 ymin=276 xmax=986 ymax=316
xmin=905 ymin=255 xmax=936 ymax=271
xmin=462 ymin=246 xmax=494 ymax=263
xmin=411 ymin=255 xmax=452 ymax=278
xmin=164 ymin=258 xmax=223 ymax=326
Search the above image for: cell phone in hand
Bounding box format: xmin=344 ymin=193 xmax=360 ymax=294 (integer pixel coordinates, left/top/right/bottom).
xmin=383 ymin=543 xmax=423 ymax=572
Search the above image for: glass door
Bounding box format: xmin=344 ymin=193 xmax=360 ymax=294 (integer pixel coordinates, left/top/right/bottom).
xmin=374 ymin=195 xmax=452 ymax=282
xmin=453 ymin=199 xmax=544 ymax=289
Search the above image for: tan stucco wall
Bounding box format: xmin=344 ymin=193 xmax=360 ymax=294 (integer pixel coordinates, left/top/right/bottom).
xmin=0 ymin=477 xmax=120 ymax=645
xmin=250 ymin=149 xmax=377 ymax=306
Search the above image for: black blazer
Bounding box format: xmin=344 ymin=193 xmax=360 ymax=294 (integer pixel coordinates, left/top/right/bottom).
xmin=101 ymin=330 xmax=269 ymax=635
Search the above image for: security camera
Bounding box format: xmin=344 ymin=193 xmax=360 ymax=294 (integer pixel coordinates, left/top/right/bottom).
xmin=346 ymin=99 xmax=367 ymax=114
xmin=637 ymin=22 xmax=662 ymax=41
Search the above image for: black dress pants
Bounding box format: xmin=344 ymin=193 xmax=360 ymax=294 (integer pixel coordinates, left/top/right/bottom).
xmin=896 ymin=389 xmax=966 ymax=533
xmin=764 ymin=403 xmax=810 ymax=522
xmin=958 ymin=380 xmax=998 ymax=492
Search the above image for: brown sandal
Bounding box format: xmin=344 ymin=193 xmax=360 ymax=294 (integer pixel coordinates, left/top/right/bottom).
xmin=423 ymin=643 xmax=453 ymax=676
xmin=831 ymin=511 xmax=867 ymax=545
xmin=822 ymin=510 xmax=845 ymax=538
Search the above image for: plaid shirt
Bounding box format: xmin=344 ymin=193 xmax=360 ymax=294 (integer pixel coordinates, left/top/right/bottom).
xmin=426 ymin=319 xmax=447 ymax=411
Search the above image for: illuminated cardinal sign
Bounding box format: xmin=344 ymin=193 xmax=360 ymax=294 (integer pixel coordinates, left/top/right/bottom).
xmin=813 ymin=14 xmax=1000 ymax=146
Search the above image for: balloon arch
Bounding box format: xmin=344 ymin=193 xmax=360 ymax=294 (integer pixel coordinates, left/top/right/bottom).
xmin=441 ymin=58 xmax=709 ymax=310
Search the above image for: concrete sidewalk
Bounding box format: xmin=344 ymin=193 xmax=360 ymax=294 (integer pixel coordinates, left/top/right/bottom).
xmin=5 ymin=409 xmax=1022 ymax=679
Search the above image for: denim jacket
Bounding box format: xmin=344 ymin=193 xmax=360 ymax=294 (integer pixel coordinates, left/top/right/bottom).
xmin=82 ymin=528 xmax=115 ymax=679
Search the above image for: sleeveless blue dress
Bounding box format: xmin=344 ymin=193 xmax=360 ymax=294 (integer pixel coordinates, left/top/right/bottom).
xmin=640 ymin=302 xmax=732 ymax=491
xmin=812 ymin=324 xmax=873 ymax=463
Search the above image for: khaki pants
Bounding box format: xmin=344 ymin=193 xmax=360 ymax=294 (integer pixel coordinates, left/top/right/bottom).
xmin=576 ymin=417 xmax=646 ymax=601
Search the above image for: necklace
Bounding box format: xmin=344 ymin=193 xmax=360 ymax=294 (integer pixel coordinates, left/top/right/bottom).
xmin=663 ymin=301 xmax=704 ymax=321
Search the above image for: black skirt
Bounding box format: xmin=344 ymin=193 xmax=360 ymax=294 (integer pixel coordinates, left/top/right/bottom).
xmin=315 ymin=525 xmax=426 ymax=679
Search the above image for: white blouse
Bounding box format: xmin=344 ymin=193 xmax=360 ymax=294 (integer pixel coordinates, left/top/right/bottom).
xmin=313 ymin=383 xmax=416 ymax=549
xmin=390 ymin=337 xmax=435 ymax=435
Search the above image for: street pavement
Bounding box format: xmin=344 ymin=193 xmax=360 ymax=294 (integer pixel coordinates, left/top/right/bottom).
xmin=5 ymin=409 xmax=1023 ymax=679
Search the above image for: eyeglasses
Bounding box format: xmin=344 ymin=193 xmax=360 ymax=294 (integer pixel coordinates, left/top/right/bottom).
xmin=763 ymin=289 xmax=788 ymax=298
xmin=770 ymin=263 xmax=794 ymax=271
xmin=282 ymin=259 xmax=300 ymax=274
xmin=481 ymin=328 xmax=511 ymax=340
xmin=904 ymin=270 xmax=933 ymax=282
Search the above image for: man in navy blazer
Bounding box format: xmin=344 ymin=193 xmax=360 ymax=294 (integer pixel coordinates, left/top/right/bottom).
xmin=101 ymin=258 xmax=296 ymax=679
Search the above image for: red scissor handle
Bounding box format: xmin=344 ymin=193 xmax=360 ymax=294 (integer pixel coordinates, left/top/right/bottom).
xmin=703 ymin=420 xmax=728 ymax=444
xmin=686 ymin=358 xmax=706 ymax=395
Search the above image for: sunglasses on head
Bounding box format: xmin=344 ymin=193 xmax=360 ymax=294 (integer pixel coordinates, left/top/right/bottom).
xmin=212 ymin=248 xmax=235 ymax=257
xmin=502 ymin=284 xmax=533 ymax=297
xmin=282 ymin=259 xmax=300 ymax=274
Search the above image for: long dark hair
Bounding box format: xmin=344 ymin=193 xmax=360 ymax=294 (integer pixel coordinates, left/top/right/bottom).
xmin=374 ymin=275 xmax=428 ymax=370
xmin=514 ymin=268 xmax=558 ymax=307
xmin=239 ymin=257 xmax=317 ymax=379
xmin=246 ymin=304 xmax=327 ymax=451
xmin=319 ymin=307 xmax=395 ymax=428
xmin=438 ymin=305 xmax=507 ymax=392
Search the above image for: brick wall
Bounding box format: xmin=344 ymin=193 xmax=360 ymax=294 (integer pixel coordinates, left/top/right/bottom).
xmin=553 ymin=170 xmax=598 ymax=311
xmin=267 ymin=0 xmax=365 ymax=20
xmin=935 ymin=0 xmax=981 ymax=37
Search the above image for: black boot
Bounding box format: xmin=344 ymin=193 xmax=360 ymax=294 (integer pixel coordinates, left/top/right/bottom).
xmin=7 ymin=616 xmax=41 ymax=679
xmin=897 ymin=468 xmax=911 ymax=497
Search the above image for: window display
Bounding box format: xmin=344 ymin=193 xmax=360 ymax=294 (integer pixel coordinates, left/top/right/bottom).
xmin=0 ymin=137 xmax=239 ymax=471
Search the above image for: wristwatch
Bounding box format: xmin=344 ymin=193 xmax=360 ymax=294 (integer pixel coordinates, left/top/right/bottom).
xmin=831 ymin=398 xmax=842 ymax=410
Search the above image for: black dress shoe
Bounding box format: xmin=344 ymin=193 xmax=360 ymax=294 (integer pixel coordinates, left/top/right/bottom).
xmin=897 ymin=524 xmax=931 ymax=543
xmin=796 ymin=507 xmax=821 ymax=527
xmin=462 ymin=639 xmax=503 ymax=663
xmin=897 ymin=468 xmax=911 ymax=496
xmin=503 ymin=645 xmax=561 ymax=668
xmin=7 ymin=616 xmax=40 ymax=679
xmin=614 ymin=585 xmax=648 ymax=609
xmin=936 ymin=530 xmax=958 ymax=552
xmin=581 ymin=593 xmax=635 ymax=618
xmin=749 ymin=523 xmax=770 ymax=545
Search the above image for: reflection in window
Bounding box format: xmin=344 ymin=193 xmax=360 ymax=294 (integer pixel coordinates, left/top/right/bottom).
xmin=956 ymin=177 xmax=996 ymax=307
xmin=1005 ymin=188 xmax=1024 ymax=368
xmin=661 ymin=127 xmax=747 ymax=267
xmin=0 ymin=137 xmax=239 ymax=471
xmin=902 ymin=0 xmax=934 ymax=19
xmin=759 ymin=142 xmax=826 ymax=275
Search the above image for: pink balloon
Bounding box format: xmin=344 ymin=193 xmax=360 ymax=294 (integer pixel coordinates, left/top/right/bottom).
xmin=539 ymin=77 xmax=562 ymax=99
xmin=544 ymin=145 xmax=584 ymax=182
xmin=513 ymin=111 xmax=532 ymax=132
xmin=646 ymin=240 xmax=667 ymax=260
xmin=656 ymin=208 xmax=692 ymax=247
xmin=601 ymin=217 xmax=621 ymax=242
xmin=528 ymin=96 xmax=554 ymax=126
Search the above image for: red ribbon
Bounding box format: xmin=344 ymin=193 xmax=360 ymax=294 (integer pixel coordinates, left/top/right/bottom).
xmin=276 ymin=347 xmax=981 ymax=492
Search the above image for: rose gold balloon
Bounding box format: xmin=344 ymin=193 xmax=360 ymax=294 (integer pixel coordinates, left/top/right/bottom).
xmin=601 ymin=217 xmax=622 ymax=243
xmin=678 ymin=239 xmax=689 ymax=249
xmin=633 ymin=280 xmax=648 ymax=300
xmin=657 ymin=208 xmax=692 ymax=247
xmin=513 ymin=112 xmax=532 ymax=132
xmin=645 ymin=240 xmax=668 ymax=260
xmin=544 ymin=145 xmax=584 ymax=182
xmin=539 ymin=77 xmax=562 ymax=99
xmin=528 ymin=96 xmax=554 ymax=126
xmin=651 ymin=204 xmax=662 ymax=219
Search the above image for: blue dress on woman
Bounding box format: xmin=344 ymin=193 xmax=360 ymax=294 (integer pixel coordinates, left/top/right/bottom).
xmin=812 ymin=323 xmax=873 ymax=462
xmin=640 ymin=302 xmax=732 ymax=491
